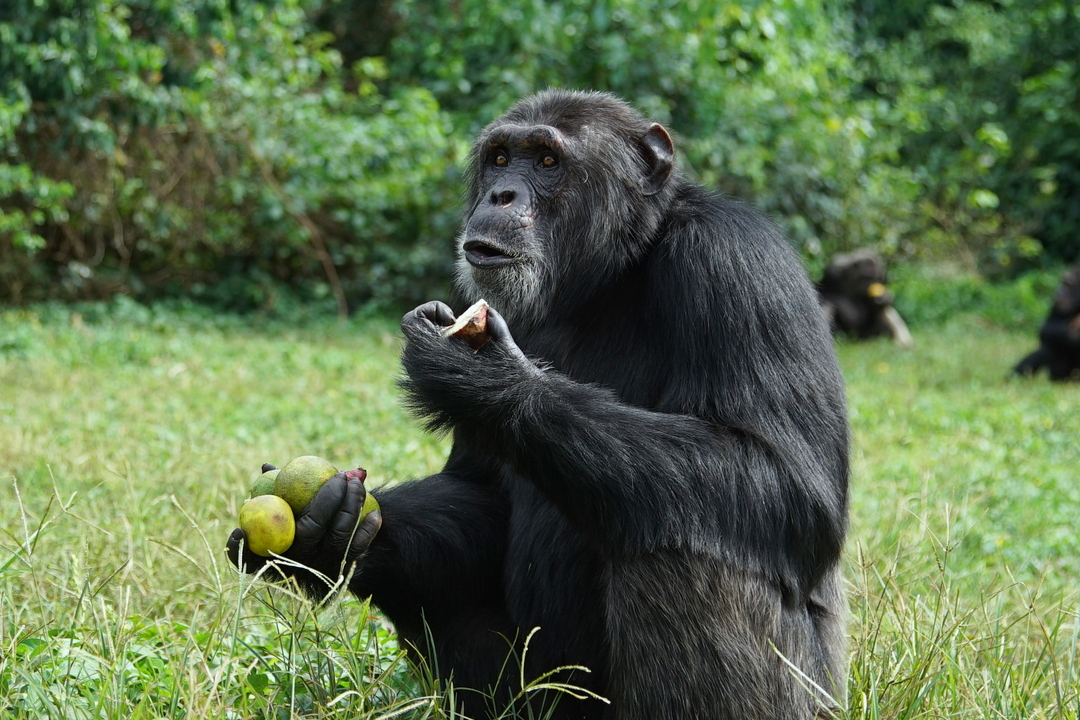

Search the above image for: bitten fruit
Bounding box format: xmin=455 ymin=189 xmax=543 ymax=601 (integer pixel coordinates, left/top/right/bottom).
xmin=441 ymin=299 xmax=491 ymax=350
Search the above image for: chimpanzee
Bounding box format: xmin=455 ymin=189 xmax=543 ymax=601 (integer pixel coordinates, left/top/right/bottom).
xmin=817 ymin=249 xmax=913 ymax=347
xmin=227 ymin=90 xmax=850 ymax=720
xmin=1014 ymin=265 xmax=1080 ymax=381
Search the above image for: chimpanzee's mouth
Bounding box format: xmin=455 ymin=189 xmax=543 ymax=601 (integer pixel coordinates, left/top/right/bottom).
xmin=463 ymin=240 xmax=518 ymax=268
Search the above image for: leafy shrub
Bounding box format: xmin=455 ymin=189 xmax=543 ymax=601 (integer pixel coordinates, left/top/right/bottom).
xmin=3 ymin=0 xmax=1079 ymax=309
xmin=890 ymin=262 xmax=1064 ymax=329
xmin=856 ymin=0 xmax=1080 ymax=268
xmin=0 ymin=0 xmax=461 ymax=312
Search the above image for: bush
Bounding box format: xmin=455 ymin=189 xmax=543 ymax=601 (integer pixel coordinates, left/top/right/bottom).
xmin=0 ymin=0 xmax=461 ymax=312
xmin=3 ymin=0 xmax=1079 ymax=308
xmin=855 ymin=0 xmax=1080 ymax=268
xmin=890 ymin=262 xmax=1064 ymax=330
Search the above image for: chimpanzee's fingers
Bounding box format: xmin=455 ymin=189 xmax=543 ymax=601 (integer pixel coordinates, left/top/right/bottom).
xmin=403 ymin=301 xmax=457 ymax=338
xmin=261 ymin=463 xmax=278 ymax=473
xmin=485 ymin=307 xmax=542 ymax=373
xmin=421 ymin=300 xmax=458 ymax=327
xmin=289 ymin=474 xmax=349 ymax=557
xmin=226 ymin=528 xmax=268 ymax=574
xmin=484 ymin=306 xmax=513 ymax=344
xmin=323 ymin=478 xmax=365 ymax=551
xmin=349 ymin=510 xmax=382 ymax=557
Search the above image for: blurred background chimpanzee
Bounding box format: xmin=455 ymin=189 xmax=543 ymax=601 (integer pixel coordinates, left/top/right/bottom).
xmin=228 ymin=90 xmax=850 ymax=720
xmin=817 ymin=249 xmax=913 ymax=347
xmin=1014 ymin=265 xmax=1080 ymax=380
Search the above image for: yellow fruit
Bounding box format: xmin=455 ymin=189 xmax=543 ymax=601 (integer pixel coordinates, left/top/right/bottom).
xmin=249 ymin=468 xmax=279 ymax=499
xmin=867 ymin=282 xmax=887 ymax=298
xmin=239 ymin=495 xmax=295 ymax=557
xmin=274 ymin=455 xmax=338 ymax=513
xmin=360 ymin=490 xmax=380 ymax=520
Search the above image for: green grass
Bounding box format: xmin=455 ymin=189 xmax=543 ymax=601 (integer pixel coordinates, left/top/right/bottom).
xmin=2 ymin=299 xmax=1079 ymax=718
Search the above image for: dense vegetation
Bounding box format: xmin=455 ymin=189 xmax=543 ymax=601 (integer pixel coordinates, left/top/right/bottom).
xmin=2 ymin=0 xmax=1078 ymax=312
xmin=1 ymin=287 xmax=1078 ymax=718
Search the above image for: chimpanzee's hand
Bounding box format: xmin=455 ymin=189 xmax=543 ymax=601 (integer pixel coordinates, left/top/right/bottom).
xmin=401 ymin=301 xmax=538 ymax=370
xmin=225 ymin=466 xmax=382 ymax=588
xmin=400 ymin=301 xmax=543 ymax=430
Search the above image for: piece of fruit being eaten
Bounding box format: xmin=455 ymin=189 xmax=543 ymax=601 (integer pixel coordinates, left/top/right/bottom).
xmin=441 ymin=299 xmax=490 ymax=350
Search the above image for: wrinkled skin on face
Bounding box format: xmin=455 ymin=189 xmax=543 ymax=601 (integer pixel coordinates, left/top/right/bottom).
xmin=454 ymin=94 xmax=674 ymax=331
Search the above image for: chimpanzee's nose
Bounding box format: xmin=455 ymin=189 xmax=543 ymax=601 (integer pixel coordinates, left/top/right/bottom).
xmin=490 ymin=190 xmax=516 ymax=206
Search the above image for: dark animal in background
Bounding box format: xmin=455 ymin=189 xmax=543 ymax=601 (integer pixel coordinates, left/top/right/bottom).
xmin=817 ymin=249 xmax=913 ymax=347
xmin=1014 ymin=265 xmax=1080 ymax=381
xmin=228 ymin=90 xmax=851 ymax=720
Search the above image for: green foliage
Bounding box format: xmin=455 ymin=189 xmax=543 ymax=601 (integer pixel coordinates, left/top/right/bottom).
xmin=0 ymin=84 xmax=74 ymax=273
xmin=856 ymin=0 xmax=1080 ymax=268
xmin=3 ymin=0 xmax=1080 ymax=305
xmin=0 ymin=0 xmax=460 ymax=311
xmin=888 ymin=262 xmax=1066 ymax=329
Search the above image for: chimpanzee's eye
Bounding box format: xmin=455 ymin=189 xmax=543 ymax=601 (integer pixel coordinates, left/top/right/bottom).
xmin=540 ymin=153 xmax=558 ymax=168
xmin=494 ymin=151 xmax=509 ymax=167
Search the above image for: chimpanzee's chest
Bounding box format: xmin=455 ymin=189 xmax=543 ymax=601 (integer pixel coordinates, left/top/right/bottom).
xmin=502 ymin=475 xmax=608 ymax=672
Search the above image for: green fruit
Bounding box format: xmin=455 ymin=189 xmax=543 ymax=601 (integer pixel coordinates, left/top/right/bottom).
xmin=249 ymin=468 xmax=279 ymax=499
xmin=360 ymin=490 xmax=380 ymax=520
xmin=239 ymin=495 xmax=295 ymax=557
xmin=274 ymin=455 xmax=338 ymax=513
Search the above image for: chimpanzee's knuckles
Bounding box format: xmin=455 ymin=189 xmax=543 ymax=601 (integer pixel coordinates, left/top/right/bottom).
xmin=484 ymin=306 xmax=512 ymax=343
xmin=402 ymin=302 xmax=455 ymax=340
xmin=323 ymin=480 xmax=366 ymax=551
xmin=285 ymin=476 xmax=348 ymax=558
xmin=349 ymin=510 xmax=383 ymax=556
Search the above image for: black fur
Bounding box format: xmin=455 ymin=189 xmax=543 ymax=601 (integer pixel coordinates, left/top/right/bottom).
xmin=1014 ymin=265 xmax=1080 ymax=381
xmin=239 ymin=90 xmax=851 ymax=719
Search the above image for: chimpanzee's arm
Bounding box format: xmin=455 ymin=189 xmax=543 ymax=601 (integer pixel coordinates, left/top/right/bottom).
xmin=1014 ymin=347 xmax=1049 ymax=376
xmin=401 ymin=308 xmax=846 ymax=591
xmin=350 ymin=449 xmax=513 ymax=642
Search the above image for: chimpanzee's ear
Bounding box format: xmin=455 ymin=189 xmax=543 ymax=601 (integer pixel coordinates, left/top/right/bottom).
xmin=640 ymin=123 xmax=674 ymax=196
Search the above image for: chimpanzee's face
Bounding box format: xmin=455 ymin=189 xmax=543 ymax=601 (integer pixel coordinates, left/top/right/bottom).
xmin=454 ymin=124 xmax=568 ymax=329
xmin=454 ymin=93 xmax=675 ymax=331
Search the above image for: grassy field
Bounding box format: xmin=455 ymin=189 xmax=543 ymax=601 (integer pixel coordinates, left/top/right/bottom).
xmin=1 ymin=299 xmax=1079 ymax=719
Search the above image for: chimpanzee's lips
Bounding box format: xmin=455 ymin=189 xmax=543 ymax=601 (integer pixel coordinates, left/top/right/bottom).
xmin=463 ymin=240 xmax=517 ymax=268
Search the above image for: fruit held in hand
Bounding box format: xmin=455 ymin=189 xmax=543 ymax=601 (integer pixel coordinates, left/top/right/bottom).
xmin=274 ymin=455 xmax=338 ymax=513
xmin=249 ymin=467 xmax=279 ymax=499
xmin=239 ymin=495 xmax=296 ymax=556
xmin=340 ymin=466 xmax=379 ymax=519
xmin=360 ymin=489 xmax=380 ymax=520
xmin=441 ymin=299 xmax=490 ymax=350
